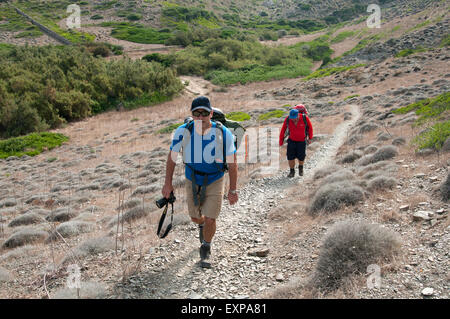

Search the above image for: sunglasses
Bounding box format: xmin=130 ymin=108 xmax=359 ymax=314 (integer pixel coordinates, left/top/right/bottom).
xmin=192 ymin=110 xmax=211 ymax=117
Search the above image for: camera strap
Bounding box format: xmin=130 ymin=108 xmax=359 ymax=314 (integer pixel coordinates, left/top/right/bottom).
xmin=157 ymin=201 xmax=174 ymax=239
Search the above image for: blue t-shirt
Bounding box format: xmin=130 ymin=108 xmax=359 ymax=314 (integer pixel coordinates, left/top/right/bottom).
xmin=170 ymin=121 xmax=236 ymax=186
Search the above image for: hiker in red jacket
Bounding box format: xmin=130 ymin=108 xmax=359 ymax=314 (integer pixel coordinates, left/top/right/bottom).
xmin=279 ymin=105 xmax=313 ymax=177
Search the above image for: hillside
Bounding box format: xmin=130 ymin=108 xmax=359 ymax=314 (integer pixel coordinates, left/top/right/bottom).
xmin=0 ymin=0 xmax=449 ymax=301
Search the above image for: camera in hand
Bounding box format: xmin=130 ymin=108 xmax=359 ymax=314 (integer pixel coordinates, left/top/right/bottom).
xmin=156 ymin=192 xmax=176 ymax=209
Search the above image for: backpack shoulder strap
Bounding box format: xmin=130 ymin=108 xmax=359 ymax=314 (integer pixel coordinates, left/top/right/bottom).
xmin=215 ymin=122 xmax=228 ymax=171
xmin=302 ymin=114 xmax=309 ymax=138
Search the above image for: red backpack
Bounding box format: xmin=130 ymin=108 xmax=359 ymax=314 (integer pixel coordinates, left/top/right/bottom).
xmin=283 ymin=113 xmax=309 ymax=143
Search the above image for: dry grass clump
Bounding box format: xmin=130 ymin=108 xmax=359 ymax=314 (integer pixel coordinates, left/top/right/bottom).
xmin=363 ymin=145 xmax=378 ymax=154
xmin=117 ymin=198 xmax=142 ymax=211
xmin=52 ymin=281 xmax=108 ymax=299
xmin=320 ymin=169 xmax=356 ymax=186
xmin=8 ymin=213 xmax=44 ymax=227
xmin=75 ymin=236 xmax=115 ymax=256
xmin=47 ymin=221 xmax=94 ymax=241
xmin=356 ymin=160 xmax=398 ymax=176
xmin=366 ymin=176 xmax=398 ymax=192
xmin=60 ymin=236 xmax=115 ymax=265
xmin=371 ymin=145 xmax=398 ymax=163
xmin=313 ymin=166 xmax=337 ymax=181
xmin=339 ymin=150 xmax=363 ymax=164
xmin=109 ymin=206 xmax=153 ymax=226
xmin=2 ymin=228 xmax=48 ymax=249
xmin=0 ymin=245 xmax=36 ymax=261
xmin=392 ymin=137 xmax=406 ymax=146
xmin=358 ymin=146 xmax=398 ymax=166
xmin=45 ymin=208 xmax=78 ymax=222
xmin=308 ymin=181 xmax=365 ymax=216
xmin=0 ymin=266 xmax=14 ymax=282
xmin=441 ymin=172 xmax=450 ymax=202
xmin=311 ymin=220 xmax=402 ymax=293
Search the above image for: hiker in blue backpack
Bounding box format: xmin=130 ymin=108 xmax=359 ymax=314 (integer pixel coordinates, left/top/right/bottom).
xmin=279 ymin=104 xmax=313 ymax=178
xmin=162 ymin=96 xmax=238 ymax=268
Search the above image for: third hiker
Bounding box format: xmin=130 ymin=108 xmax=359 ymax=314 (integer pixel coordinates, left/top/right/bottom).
xmin=279 ymin=104 xmax=314 ymax=178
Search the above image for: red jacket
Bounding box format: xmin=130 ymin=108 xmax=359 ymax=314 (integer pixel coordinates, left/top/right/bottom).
xmin=279 ymin=115 xmax=313 ymax=146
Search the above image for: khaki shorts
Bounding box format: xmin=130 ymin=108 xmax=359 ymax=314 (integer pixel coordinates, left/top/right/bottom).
xmin=185 ymin=177 xmax=224 ymax=220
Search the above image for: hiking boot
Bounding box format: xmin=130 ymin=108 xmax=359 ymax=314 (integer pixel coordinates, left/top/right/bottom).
xmin=200 ymin=243 xmax=211 ymax=261
xmin=199 ymin=224 xmax=204 ymax=244
xmin=298 ymin=165 xmax=304 ymax=176
xmin=287 ymin=169 xmax=295 ymax=178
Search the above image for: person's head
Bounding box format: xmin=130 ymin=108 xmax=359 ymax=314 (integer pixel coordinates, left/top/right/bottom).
xmin=294 ymin=104 xmax=308 ymax=114
xmin=191 ymin=96 xmax=213 ymax=125
xmin=289 ymin=109 xmax=299 ymax=121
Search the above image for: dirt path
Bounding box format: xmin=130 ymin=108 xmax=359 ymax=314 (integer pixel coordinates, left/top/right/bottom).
xmin=108 ymin=104 xmax=360 ymax=299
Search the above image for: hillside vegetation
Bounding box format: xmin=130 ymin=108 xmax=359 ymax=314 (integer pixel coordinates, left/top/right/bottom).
xmin=0 ymin=45 xmax=183 ymax=138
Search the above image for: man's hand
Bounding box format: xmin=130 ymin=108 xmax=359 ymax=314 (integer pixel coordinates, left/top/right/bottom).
xmin=162 ymin=183 xmax=174 ymax=199
xmin=228 ymin=190 xmax=238 ymax=205
xmin=307 ymin=138 xmax=312 ymax=145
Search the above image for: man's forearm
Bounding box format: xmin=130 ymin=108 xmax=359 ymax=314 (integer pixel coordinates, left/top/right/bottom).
xmin=165 ymin=151 xmax=177 ymax=185
xmin=227 ymin=154 xmax=238 ymax=190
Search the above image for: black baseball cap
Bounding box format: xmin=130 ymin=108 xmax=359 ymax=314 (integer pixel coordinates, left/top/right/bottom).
xmin=191 ymin=96 xmax=212 ymax=112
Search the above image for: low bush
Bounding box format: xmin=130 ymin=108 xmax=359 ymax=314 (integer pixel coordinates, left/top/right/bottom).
xmin=312 ymin=219 xmax=401 ymax=292
xmin=258 ymin=110 xmax=286 ymax=121
xmin=308 ymin=181 xmax=364 ymax=215
xmin=0 ymin=45 xmax=183 ymax=138
xmin=303 ymin=64 xmax=365 ymax=81
xmin=109 ymin=206 xmax=152 ymax=226
xmin=47 ymin=221 xmax=94 ymax=241
xmin=313 ymin=166 xmax=337 ymax=180
xmin=395 ymin=47 xmax=427 ymax=58
xmin=393 ymin=92 xmax=450 ymax=150
xmin=357 ymin=146 xmax=398 ymax=166
xmin=2 ymin=228 xmax=48 ymax=249
xmin=157 ymin=123 xmax=183 ymax=134
xmin=339 ymin=150 xmax=363 ymax=164
xmin=0 ymin=133 xmax=68 ymax=159
xmin=8 ymin=213 xmax=44 ymax=227
xmin=367 ymin=176 xmax=397 ymax=192
xmin=226 ymin=112 xmax=251 ymax=122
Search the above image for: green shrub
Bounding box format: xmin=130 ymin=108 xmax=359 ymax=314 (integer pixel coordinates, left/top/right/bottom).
xmin=102 ymin=22 xmax=172 ymax=44
xmin=157 ymin=123 xmax=183 ymax=134
xmin=441 ymin=34 xmax=450 ymax=47
xmin=127 ymin=13 xmax=142 ymax=21
xmin=142 ymin=53 xmax=175 ymax=67
xmin=0 ymin=45 xmax=183 ymax=137
xmin=304 ymin=64 xmax=365 ymax=80
xmin=258 ymin=110 xmax=285 ymax=121
xmin=393 ymin=92 xmax=450 ymax=125
xmin=344 ymin=94 xmax=360 ymax=100
xmin=330 ymin=31 xmax=356 ymax=44
xmin=303 ymin=41 xmax=333 ymax=61
xmin=226 ymin=112 xmax=250 ymax=121
xmin=413 ymin=121 xmax=450 ymax=150
xmin=395 ymin=47 xmax=427 ymax=58
xmin=0 ymin=132 xmax=69 ymax=159
xmin=14 ymin=30 xmax=43 ymax=38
